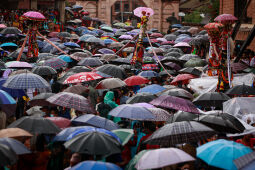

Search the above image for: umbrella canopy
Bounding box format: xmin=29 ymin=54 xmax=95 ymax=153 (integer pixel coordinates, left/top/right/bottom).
xmin=96 ymin=64 xmax=126 ymax=79
xmin=225 ymin=84 xmax=255 ymax=96
xmin=0 ymin=144 xmax=17 ymax=167
xmin=124 ymin=76 xmax=149 ymax=86
xmin=95 ymin=78 xmax=126 ymax=89
xmin=179 ymin=54 xmax=200 ymax=62
xmin=112 ymin=129 xmax=134 ymax=146
xmin=119 ymin=34 xmax=133 ymax=40
xmin=0 ymin=90 xmax=16 ymax=104
xmin=109 ymin=104 xmax=155 ymax=120
xmin=68 ymin=66 xmax=91 ymax=73
xmin=214 ymin=14 xmax=238 ymax=23
xmin=72 ymin=114 xmax=119 ymax=131
xmin=0 ymin=128 xmax=32 ymax=140
xmin=98 ymin=48 xmax=115 ymax=54
xmin=7 ymin=116 xmax=60 ymax=134
xmin=64 ymin=42 xmax=80 ymax=48
xmin=171 ymin=74 xmax=197 ymax=85
xmin=29 ymin=92 xmax=55 ymax=106
xmin=126 ymin=93 xmax=157 ymax=104
xmin=150 ymin=95 xmax=199 ymax=113
xmin=47 ymin=92 xmax=95 ymax=114
xmin=58 ymin=55 xmax=73 ymax=63
xmin=135 ymin=148 xmax=195 ymax=170
xmin=0 ymin=27 xmax=21 ymax=35
xmin=22 ymin=11 xmax=45 ymax=21
xmin=0 ymin=42 xmax=18 ymax=50
xmin=184 ymin=58 xmax=206 ymax=67
xmin=138 ymin=84 xmax=166 ymax=94
xmin=133 ymin=7 xmax=154 ymax=17
xmin=70 ymin=161 xmax=122 ymax=170
xmin=193 ymin=92 xmax=230 ymax=108
xmin=174 ymin=42 xmax=191 ymax=48
xmin=164 ymin=62 xmax=182 ymax=71
xmin=126 ymin=150 xmax=149 ymax=170
xmin=0 ymin=138 xmax=30 ymax=155
xmin=63 ymin=85 xmax=88 ymax=95
xmin=197 ymin=139 xmax=252 ymax=170
xmin=46 ymin=117 xmax=71 ymax=129
xmin=3 ymin=73 xmax=50 ymax=89
xmin=32 ymin=66 xmax=57 ymax=76
xmin=63 ymin=72 xmax=103 ymax=84
xmin=7 ymin=61 xmax=32 ymax=69
xmin=64 ymin=131 xmax=121 ymax=156
xmin=148 ymin=108 xmax=172 ymax=121
xmin=179 ymin=67 xmax=202 ymax=76
xmin=145 ymin=121 xmax=215 ymax=146
xmin=197 ymin=113 xmax=245 ymax=133
xmin=167 ymin=111 xmax=199 ymax=123
xmin=161 ymin=88 xmax=194 ymax=100
xmin=71 ymin=51 xmax=93 ymax=61
xmin=133 ymin=103 xmax=156 ymax=108
xmin=138 ymin=71 xmax=158 ymax=78
xmin=78 ymin=58 xmax=103 ymax=67
xmin=44 ymin=58 xmax=67 ymax=70
xmin=58 ymin=32 xmax=71 ymax=38
xmin=234 ymin=151 xmax=255 ymax=170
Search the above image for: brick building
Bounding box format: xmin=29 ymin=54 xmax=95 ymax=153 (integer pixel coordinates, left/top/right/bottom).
xmin=75 ymin=0 xmax=180 ymax=33
xmin=220 ymin=0 xmax=255 ymax=50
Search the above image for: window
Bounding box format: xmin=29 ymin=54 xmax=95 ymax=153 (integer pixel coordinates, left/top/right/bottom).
xmin=124 ymin=3 xmax=129 ymax=12
xmin=115 ymin=2 xmax=120 ymax=12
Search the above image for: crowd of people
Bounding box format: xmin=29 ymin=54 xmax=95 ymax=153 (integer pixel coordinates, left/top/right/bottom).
xmin=0 ymin=6 xmax=255 ymax=170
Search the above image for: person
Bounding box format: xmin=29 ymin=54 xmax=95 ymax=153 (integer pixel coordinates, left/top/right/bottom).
xmin=104 ymin=91 xmax=121 ymax=122
xmin=236 ymin=134 xmax=255 ymax=148
xmin=95 ymin=96 xmax=112 ymax=118
xmin=64 ymin=153 xmax=82 ymax=170
xmin=0 ymin=108 xmax=6 ymax=129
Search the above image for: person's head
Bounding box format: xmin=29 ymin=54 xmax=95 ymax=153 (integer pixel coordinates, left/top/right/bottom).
xmin=70 ymin=153 xmax=82 ymax=167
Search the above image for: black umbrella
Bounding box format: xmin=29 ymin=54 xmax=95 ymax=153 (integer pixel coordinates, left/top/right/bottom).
xmin=145 ymin=121 xmax=216 ymax=146
xmin=64 ymin=131 xmax=122 ymax=156
xmin=159 ymin=70 xmax=176 ymax=76
xmin=32 ymin=66 xmax=57 ymax=76
xmin=161 ymin=88 xmax=194 ymax=100
xmin=0 ymin=27 xmax=21 ymax=35
xmin=58 ymin=71 xmax=76 ymax=84
xmin=8 ymin=50 xmax=27 ymax=61
xmin=179 ymin=67 xmax=202 ymax=76
xmin=126 ymin=93 xmax=157 ymax=104
xmin=96 ymin=64 xmax=127 ymax=79
xmin=78 ymin=58 xmax=103 ymax=67
xmin=0 ymin=144 xmax=17 ymax=166
xmin=68 ymin=66 xmax=91 ymax=73
xmin=0 ymin=138 xmax=30 ymax=155
xmin=225 ymin=84 xmax=255 ymax=96
xmin=29 ymin=93 xmax=55 ymax=106
xmin=167 ymin=111 xmax=199 ymax=123
xmin=197 ymin=113 xmax=245 ymax=133
xmin=160 ymin=56 xmax=182 ymax=65
xmin=7 ymin=116 xmax=61 ymax=134
xmin=165 ymin=48 xmax=183 ymax=54
xmin=58 ymin=32 xmax=71 ymax=38
xmin=109 ymin=58 xmax=131 ymax=65
xmin=193 ymin=92 xmax=230 ymax=108
xmin=165 ymin=52 xmax=182 ymax=58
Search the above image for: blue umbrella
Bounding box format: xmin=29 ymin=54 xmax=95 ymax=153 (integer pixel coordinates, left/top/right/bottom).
xmin=197 ymin=139 xmax=253 ymax=170
xmin=70 ymin=161 xmax=122 ymax=170
xmin=72 ymin=5 xmax=83 ymax=10
xmin=138 ymin=71 xmax=158 ymax=78
xmin=64 ymin=42 xmax=80 ymax=48
xmin=0 ymin=89 xmax=16 ymax=104
xmin=172 ymin=24 xmax=182 ymax=28
xmin=0 ymin=42 xmax=18 ymax=48
xmin=72 ymin=114 xmax=119 ymax=131
xmin=58 ymin=55 xmax=73 ymax=63
xmin=79 ymin=34 xmax=95 ymax=42
xmin=104 ymin=39 xmax=114 ymax=45
xmin=102 ymin=32 xmax=114 ymax=37
xmin=109 ymin=104 xmax=155 ymax=120
xmin=0 ymin=138 xmax=30 ymax=155
xmin=0 ymin=78 xmax=25 ymax=98
xmin=66 ymin=127 xmax=121 ymax=143
xmin=138 ymin=84 xmax=166 ymax=94
xmin=98 ymin=48 xmax=115 ymax=54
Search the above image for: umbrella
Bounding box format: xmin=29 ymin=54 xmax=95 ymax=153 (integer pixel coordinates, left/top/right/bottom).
xmin=179 ymin=67 xmax=202 ymax=76
xmin=68 ymin=66 xmax=91 ymax=73
xmin=159 ymin=70 xmax=176 ymax=76
xmin=126 ymin=150 xmax=149 ymax=170
xmin=0 ymin=144 xmax=17 ymax=166
xmin=78 ymin=58 xmax=103 ymax=67
xmin=63 ymin=72 xmax=103 ymax=84
xmin=225 ymin=84 xmax=255 ymax=95
xmin=0 ymin=138 xmax=30 ymax=155
xmin=32 ymin=66 xmax=57 ymax=76
xmin=7 ymin=116 xmax=60 ymax=134
xmin=148 ymin=108 xmax=171 ymax=121
xmin=138 ymin=71 xmax=158 ymax=78
xmin=95 ymin=78 xmax=126 ymax=89
xmin=96 ymin=64 xmax=126 ymax=79
xmin=138 ymin=84 xmax=166 ymax=94
xmin=189 ymin=37 xmax=203 ymax=45
xmin=8 ymin=50 xmax=27 ymax=61
xmin=124 ymin=76 xmax=149 ymax=86
xmin=0 ymin=27 xmax=21 ymax=35
xmin=64 ymin=42 xmax=80 ymax=48
xmin=0 ymin=78 xmax=25 ymax=98
xmin=179 ymin=54 xmax=200 ymax=61
xmin=98 ymin=48 xmax=115 ymax=54
xmin=171 ymin=74 xmax=197 ymax=85
xmin=22 ymin=11 xmax=45 ymax=21
xmin=85 ymin=37 xmax=102 ymax=44
xmin=165 ymin=52 xmax=182 ymax=58
xmin=214 ymin=14 xmax=238 ymax=23
xmin=173 ymin=42 xmax=191 ymax=48
xmin=7 ymin=61 xmax=32 ymax=69
xmin=58 ymin=55 xmax=73 ymax=63
xmin=0 ymin=42 xmax=18 ymax=50
xmin=58 ymin=32 xmax=71 ymax=38
xmin=150 ymin=95 xmax=199 ymax=113
xmin=119 ymin=35 xmax=133 ymax=40
xmin=197 ymin=113 xmax=245 ymax=133
xmin=70 ymin=161 xmax=122 ymax=170
xmin=64 ymin=85 xmax=88 ymax=95
xmin=197 ymin=139 xmax=252 ymax=170
xmin=108 ymin=104 xmax=155 ymax=120
xmin=184 ymin=58 xmax=206 ymax=67
xmin=112 ymin=129 xmax=134 ymax=146
xmin=145 ymin=121 xmax=215 ymax=146
xmin=100 ymin=54 xmax=118 ymax=61
xmin=29 ymin=92 xmax=55 ymax=106
xmin=64 ymin=131 xmax=121 ymax=156
xmin=0 ymin=90 xmax=16 ymax=104
xmin=167 ymin=111 xmax=199 ymax=123
xmin=101 ymin=26 xmax=114 ymax=32
xmin=53 ymin=126 xmax=89 ymax=142
xmin=164 ymin=62 xmax=181 ymax=71
xmin=44 ymin=58 xmax=67 ymax=70
xmin=46 ymin=117 xmax=71 ymax=129
xmin=72 ymin=114 xmax=119 ymax=131
xmin=193 ymin=92 xmax=230 ymax=108
xmin=126 ymin=93 xmax=157 ymax=104
xmin=161 ymin=88 xmax=194 ymax=100
xmin=114 ymin=22 xmax=126 ymax=28
xmin=135 ymin=148 xmax=195 ymax=170
xmin=0 ymin=128 xmax=32 ymax=140
xmin=47 ymin=92 xmax=95 ymax=114
xmin=123 ymin=47 xmax=135 ymax=53
xmin=3 ymin=73 xmax=50 ymax=89
xmin=234 ymin=151 xmax=255 ymax=170
xmin=0 ymin=24 xmax=7 ymax=29
xmin=133 ymin=7 xmax=154 ymax=17
xmin=109 ymin=42 xmax=123 ymax=48
xmin=110 ymin=58 xmax=131 ymax=65
xmin=142 ymin=64 xmax=159 ymax=70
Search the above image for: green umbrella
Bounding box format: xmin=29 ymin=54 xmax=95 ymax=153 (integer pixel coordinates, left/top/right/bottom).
xmin=101 ymin=26 xmax=114 ymax=32
xmin=113 ymin=22 xmax=126 ymax=28
xmin=184 ymin=58 xmax=206 ymax=68
xmin=112 ymin=129 xmax=134 ymax=146
xmin=125 ymin=150 xmax=150 ymax=170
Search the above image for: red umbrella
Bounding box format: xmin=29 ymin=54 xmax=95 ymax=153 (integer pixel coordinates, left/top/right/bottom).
xmin=46 ymin=117 xmax=71 ymax=129
xmin=214 ymin=14 xmax=238 ymax=23
xmin=124 ymin=76 xmax=149 ymax=86
xmin=142 ymin=64 xmax=159 ymax=70
xmin=63 ymin=72 xmax=103 ymax=84
xmin=171 ymin=74 xmax=197 ymax=85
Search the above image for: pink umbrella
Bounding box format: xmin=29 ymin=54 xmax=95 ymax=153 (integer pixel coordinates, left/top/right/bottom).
xmin=156 ymin=38 xmax=167 ymax=42
xmin=0 ymin=24 xmax=7 ymax=29
xmin=133 ymin=103 xmax=156 ymax=108
xmin=46 ymin=117 xmax=71 ymax=129
xmin=134 ymin=7 xmax=154 ymax=17
xmin=119 ymin=35 xmax=133 ymax=40
xmin=214 ymin=14 xmax=238 ymax=23
xmin=150 ymin=33 xmax=163 ymax=38
xmin=22 ymin=11 xmax=46 ymax=21
xmin=7 ymin=61 xmax=32 ymax=68
xmin=161 ymin=41 xmax=175 ymax=45
xmin=173 ymin=42 xmax=191 ymax=48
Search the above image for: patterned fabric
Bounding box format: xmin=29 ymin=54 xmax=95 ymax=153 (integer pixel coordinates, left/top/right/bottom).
xmin=44 ymin=58 xmax=67 ymax=70
xmin=148 ymin=108 xmax=171 ymax=121
xmin=3 ymin=73 xmax=50 ymax=89
xmin=145 ymin=121 xmax=215 ymax=146
xmin=234 ymin=151 xmax=255 ymax=169
xmin=47 ymin=92 xmax=95 ymax=114
xmin=32 ymin=66 xmax=57 ymax=76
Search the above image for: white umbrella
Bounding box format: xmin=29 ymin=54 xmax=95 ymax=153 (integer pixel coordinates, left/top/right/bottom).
xmin=135 ymin=148 xmax=195 ymax=170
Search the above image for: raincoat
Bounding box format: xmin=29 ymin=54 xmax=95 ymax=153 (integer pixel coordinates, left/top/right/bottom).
xmin=104 ymin=91 xmax=121 ymax=123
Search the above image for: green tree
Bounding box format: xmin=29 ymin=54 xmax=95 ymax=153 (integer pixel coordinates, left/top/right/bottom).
xmin=184 ymin=10 xmax=202 ymax=23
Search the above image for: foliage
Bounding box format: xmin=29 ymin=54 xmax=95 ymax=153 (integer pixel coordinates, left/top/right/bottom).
xmin=184 ymin=10 xmax=203 ymax=23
